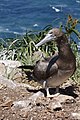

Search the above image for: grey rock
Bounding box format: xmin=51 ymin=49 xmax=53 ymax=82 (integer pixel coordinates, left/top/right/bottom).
xmin=28 ymin=91 xmax=44 ymax=101
xmin=54 ymin=94 xmax=74 ymax=103
xmin=0 ymin=75 xmax=39 ymax=90
xmin=13 ymin=91 xmax=44 ymax=109
xmin=71 ymin=112 xmax=80 ymax=120
xmin=13 ymin=100 xmax=30 ymax=109
xmin=0 ymin=60 xmax=21 ymax=68
xmin=0 ymin=60 xmax=22 ymax=80
xmin=0 ymin=75 xmax=17 ymax=89
xmin=48 ymin=101 xmax=62 ymax=111
xmin=0 ymin=63 xmax=6 ymax=76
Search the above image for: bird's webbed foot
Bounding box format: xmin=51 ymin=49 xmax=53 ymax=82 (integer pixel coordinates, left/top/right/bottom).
xmin=46 ymin=86 xmax=60 ymax=98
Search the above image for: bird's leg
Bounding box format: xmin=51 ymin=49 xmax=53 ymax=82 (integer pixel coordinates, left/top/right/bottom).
xmin=43 ymin=81 xmax=60 ymax=97
xmin=46 ymin=87 xmax=60 ymax=98
xmin=43 ymin=81 xmax=46 ymax=88
xmin=43 ymin=81 xmax=52 ymax=97
xmin=46 ymin=87 xmax=52 ymax=97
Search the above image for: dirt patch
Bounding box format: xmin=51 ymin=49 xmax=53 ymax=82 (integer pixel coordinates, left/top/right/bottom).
xmin=0 ymin=77 xmax=80 ymax=120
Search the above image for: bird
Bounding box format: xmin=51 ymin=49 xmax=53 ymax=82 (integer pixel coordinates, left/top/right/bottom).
xmin=18 ymin=28 xmax=76 ymax=97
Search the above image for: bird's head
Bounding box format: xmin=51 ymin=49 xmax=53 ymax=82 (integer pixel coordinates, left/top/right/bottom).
xmin=35 ymin=28 xmax=68 ymax=47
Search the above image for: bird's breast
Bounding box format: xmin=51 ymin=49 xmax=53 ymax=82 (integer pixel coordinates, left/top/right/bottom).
xmin=47 ymin=68 xmax=75 ymax=87
xmin=56 ymin=57 xmax=76 ymax=71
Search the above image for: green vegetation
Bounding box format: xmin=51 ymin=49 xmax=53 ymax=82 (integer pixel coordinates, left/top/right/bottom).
xmin=0 ymin=15 xmax=80 ymax=84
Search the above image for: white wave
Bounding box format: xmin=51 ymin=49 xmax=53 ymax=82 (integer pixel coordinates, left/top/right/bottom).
xmin=13 ymin=31 xmax=21 ymax=34
xmin=20 ymin=26 xmax=27 ymax=31
xmin=6 ymin=28 xmax=9 ymax=31
xmin=52 ymin=6 xmax=60 ymax=12
xmin=0 ymin=26 xmax=9 ymax=32
xmin=33 ymin=24 xmax=39 ymax=27
xmin=50 ymin=4 xmax=67 ymax=8
xmin=50 ymin=4 xmax=67 ymax=12
xmin=55 ymin=4 xmax=67 ymax=7
xmin=76 ymin=0 xmax=80 ymax=3
xmin=0 ymin=26 xmax=25 ymax=35
xmin=13 ymin=31 xmax=25 ymax=35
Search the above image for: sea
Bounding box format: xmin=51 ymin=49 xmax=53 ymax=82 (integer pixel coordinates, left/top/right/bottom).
xmin=0 ymin=0 xmax=80 ymax=44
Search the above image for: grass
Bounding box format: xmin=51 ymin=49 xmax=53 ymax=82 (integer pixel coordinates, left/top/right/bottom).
xmin=0 ymin=15 xmax=80 ymax=84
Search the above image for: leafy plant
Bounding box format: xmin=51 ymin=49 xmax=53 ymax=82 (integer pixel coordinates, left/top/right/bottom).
xmin=0 ymin=15 xmax=80 ymax=84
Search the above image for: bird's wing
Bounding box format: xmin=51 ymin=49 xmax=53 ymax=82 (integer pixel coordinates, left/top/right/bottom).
xmin=46 ymin=55 xmax=59 ymax=78
xmin=33 ymin=54 xmax=59 ymax=80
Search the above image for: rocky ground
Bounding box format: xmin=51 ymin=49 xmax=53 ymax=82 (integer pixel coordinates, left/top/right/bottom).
xmin=0 ymin=76 xmax=80 ymax=120
xmin=0 ymin=60 xmax=80 ymax=120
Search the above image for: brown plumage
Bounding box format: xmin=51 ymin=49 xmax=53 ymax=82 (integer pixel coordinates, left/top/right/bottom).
xmin=19 ymin=28 xmax=76 ymax=97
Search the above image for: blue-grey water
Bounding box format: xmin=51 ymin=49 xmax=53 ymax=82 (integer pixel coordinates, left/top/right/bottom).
xmin=0 ymin=0 xmax=80 ymax=42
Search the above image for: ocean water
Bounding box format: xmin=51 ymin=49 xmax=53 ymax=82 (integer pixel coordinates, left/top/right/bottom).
xmin=0 ymin=0 xmax=80 ymax=41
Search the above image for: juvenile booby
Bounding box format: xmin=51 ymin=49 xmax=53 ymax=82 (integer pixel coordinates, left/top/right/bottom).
xmin=19 ymin=28 xmax=76 ymax=97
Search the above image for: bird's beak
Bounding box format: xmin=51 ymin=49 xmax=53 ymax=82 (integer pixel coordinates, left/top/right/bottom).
xmin=35 ymin=33 xmax=56 ymax=47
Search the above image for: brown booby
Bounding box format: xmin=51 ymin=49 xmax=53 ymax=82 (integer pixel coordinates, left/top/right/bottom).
xmin=19 ymin=28 xmax=76 ymax=97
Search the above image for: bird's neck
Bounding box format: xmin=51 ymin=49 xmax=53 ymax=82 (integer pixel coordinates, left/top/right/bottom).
xmin=58 ymin=43 xmax=75 ymax=61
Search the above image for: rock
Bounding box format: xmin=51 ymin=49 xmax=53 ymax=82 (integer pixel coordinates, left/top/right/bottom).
xmin=0 ymin=75 xmax=39 ymax=90
xmin=13 ymin=91 xmax=44 ymax=109
xmin=71 ymin=112 xmax=80 ymax=120
xmin=28 ymin=91 xmax=44 ymax=101
xmin=0 ymin=63 xmax=6 ymax=76
xmin=0 ymin=60 xmax=23 ymax=81
xmin=0 ymin=75 xmax=17 ymax=89
xmin=36 ymin=97 xmax=50 ymax=107
xmin=0 ymin=60 xmax=21 ymax=68
xmin=55 ymin=94 xmax=75 ymax=103
xmin=13 ymin=100 xmax=30 ymax=109
xmin=48 ymin=101 xmax=62 ymax=111
xmin=0 ymin=99 xmax=13 ymax=108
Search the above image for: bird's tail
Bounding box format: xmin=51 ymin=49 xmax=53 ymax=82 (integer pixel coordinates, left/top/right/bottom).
xmin=18 ymin=65 xmax=34 ymax=70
